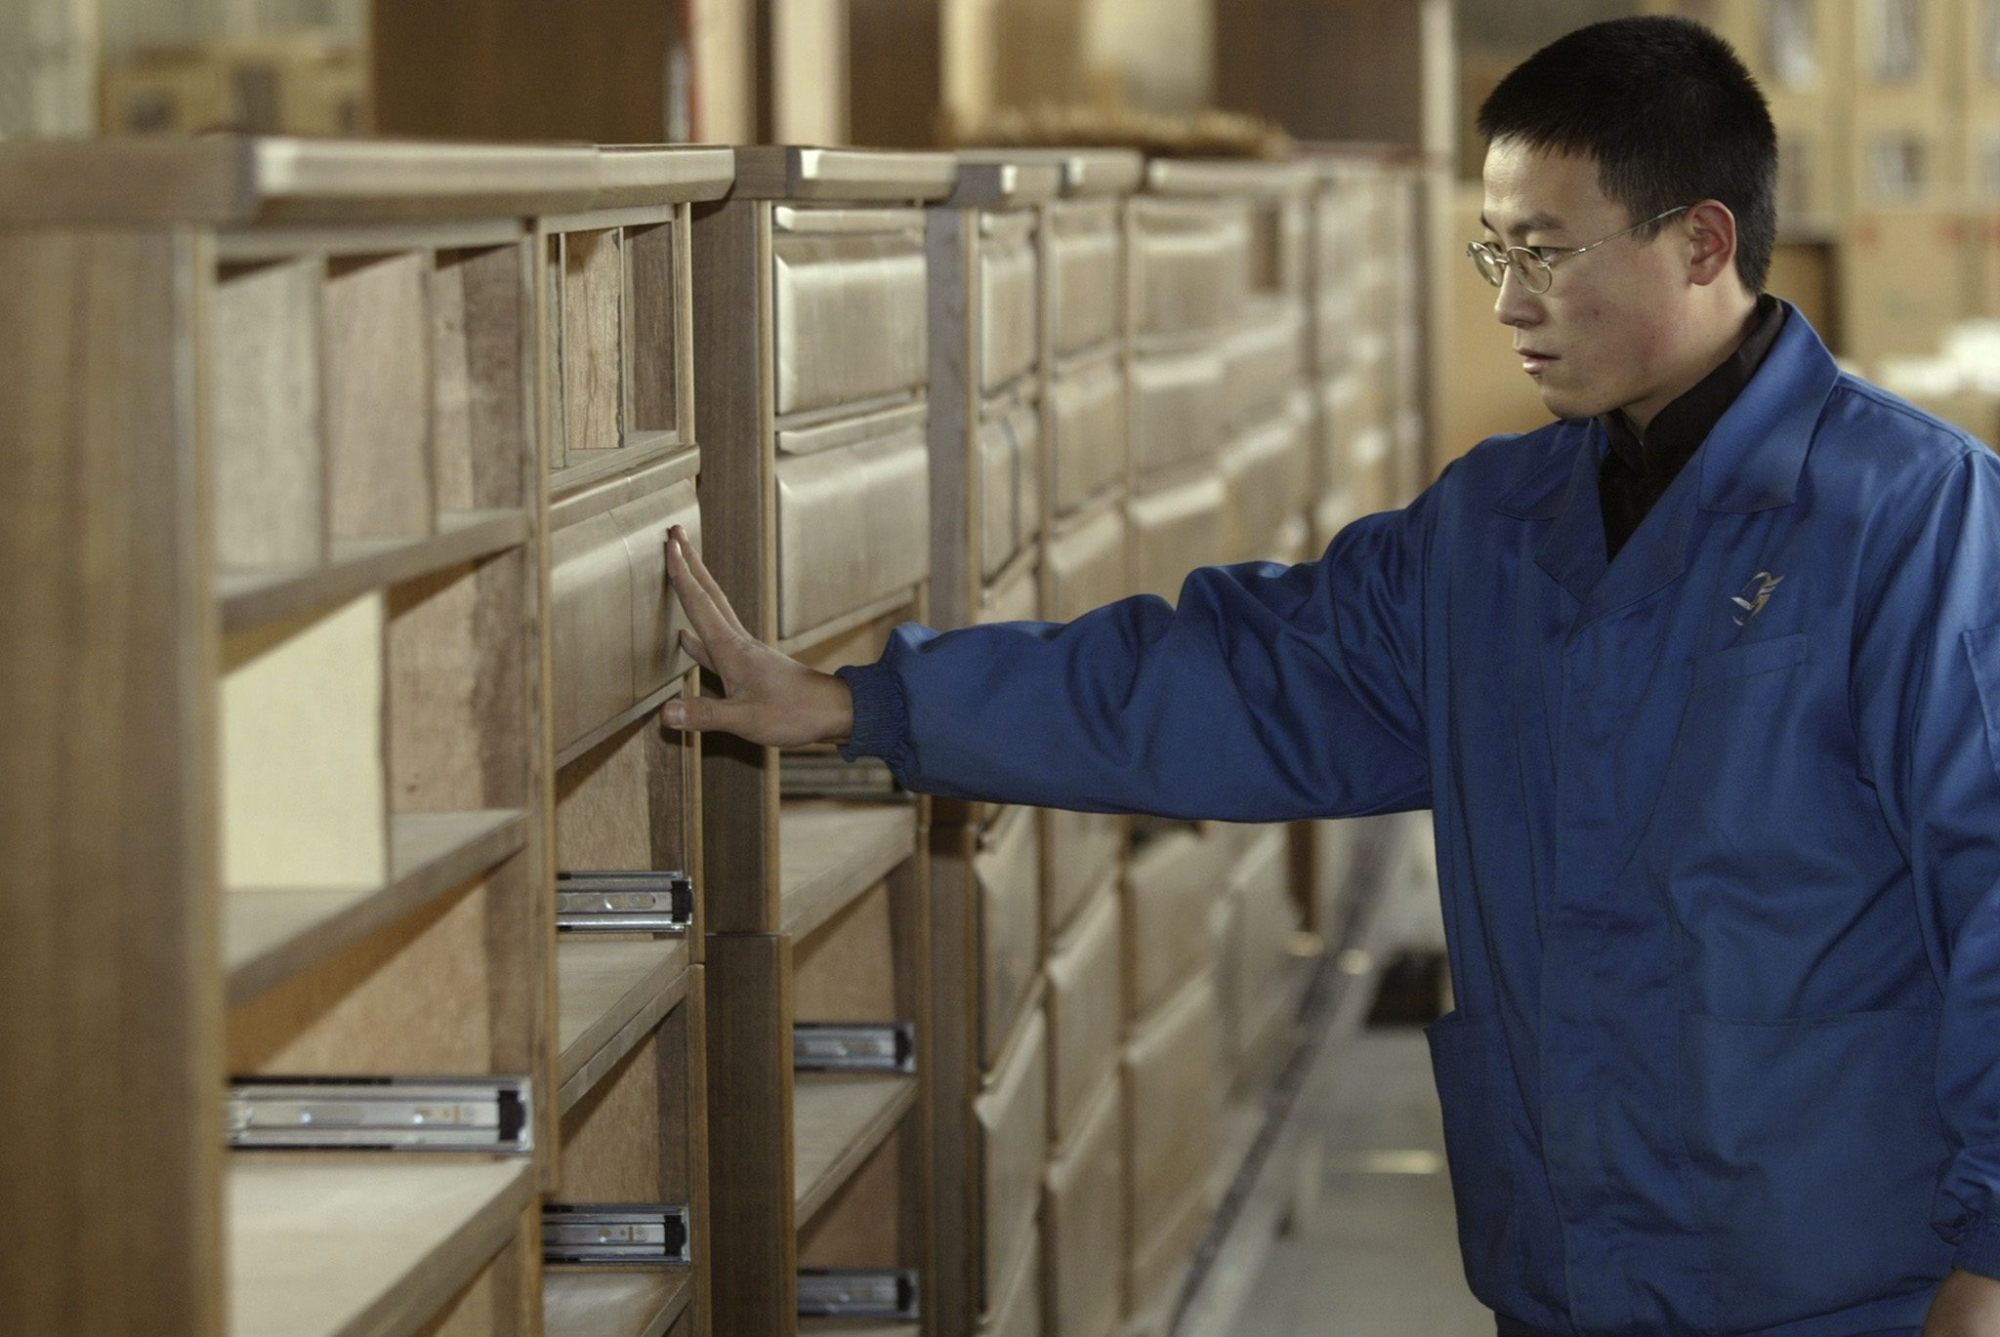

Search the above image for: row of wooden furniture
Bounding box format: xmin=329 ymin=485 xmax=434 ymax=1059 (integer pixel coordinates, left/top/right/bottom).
xmin=0 ymin=134 xmax=1428 ymax=1337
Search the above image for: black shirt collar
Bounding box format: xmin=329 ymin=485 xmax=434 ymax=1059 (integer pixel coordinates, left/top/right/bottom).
xmin=1599 ymin=293 xmax=1787 ymax=476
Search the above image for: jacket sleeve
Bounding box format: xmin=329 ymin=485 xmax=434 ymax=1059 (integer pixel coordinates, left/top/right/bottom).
xmin=835 ymin=489 xmax=1437 ymax=822
xmin=1850 ymin=447 xmax=2000 ymax=1280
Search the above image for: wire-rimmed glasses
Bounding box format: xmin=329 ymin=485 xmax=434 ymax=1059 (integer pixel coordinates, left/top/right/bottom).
xmin=1467 ymin=205 xmax=1692 ymax=294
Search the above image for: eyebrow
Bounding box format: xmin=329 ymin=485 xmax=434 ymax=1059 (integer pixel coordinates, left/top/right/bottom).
xmin=1479 ymin=210 xmax=1566 ymax=238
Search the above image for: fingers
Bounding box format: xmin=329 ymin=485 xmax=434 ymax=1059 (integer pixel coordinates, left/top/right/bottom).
xmin=666 ymin=528 xmax=742 ymax=653
xmin=671 ymin=526 xmax=753 ymax=641
xmin=678 ymin=627 xmax=717 ymax=675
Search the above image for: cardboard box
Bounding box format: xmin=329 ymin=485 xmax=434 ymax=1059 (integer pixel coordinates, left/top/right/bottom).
xmin=1841 ymin=207 xmax=1971 ymax=364
xmin=101 ymin=37 xmax=370 ymax=136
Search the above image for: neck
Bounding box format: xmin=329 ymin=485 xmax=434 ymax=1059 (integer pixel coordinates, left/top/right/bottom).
xmin=1621 ymin=292 xmax=1763 ymax=435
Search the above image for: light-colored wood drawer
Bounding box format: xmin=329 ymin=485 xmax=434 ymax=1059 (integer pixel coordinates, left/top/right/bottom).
xmin=978 ymin=400 xmax=1043 ymax=582
xmin=976 ymin=1007 xmax=1050 ymax=1318
xmin=1122 ymin=972 xmax=1222 ymax=1252
xmin=1129 ymin=347 xmax=1225 ymax=484
xmin=980 ymin=561 xmax=1040 ymax=625
xmin=1047 ymin=353 xmax=1127 ymax=517
xmin=1124 ymin=1173 xmax=1211 ymax=1332
xmin=1044 ymin=1074 xmax=1124 ymax=1337
xmin=980 ymin=212 xmax=1040 ymax=394
xmin=1222 ymin=302 xmax=1307 ymax=431
xmin=1046 ymin=884 xmax=1123 ymax=1146
xmin=1218 ymin=827 xmax=1299 ymax=1066
xmin=1130 ymin=198 xmax=1248 ymax=343
xmin=1042 ymin=806 xmax=1124 ymax=936
xmin=1317 ymin=372 xmax=1362 ymax=498
xmin=1123 ymin=828 xmax=1228 ymax=1022
xmin=774 ymin=404 xmax=931 ymax=639
xmin=978 ymin=804 xmax=1044 ymax=1071
xmin=980 ymin=1222 xmax=1042 ymax=1337
xmin=1045 ymin=500 xmax=1127 ymax=626
xmin=1126 ymin=470 xmax=1225 ymax=607
xmin=550 ymin=460 xmax=701 ymax=751
xmin=1219 ymin=395 xmax=1312 ymax=564
xmin=1049 ymin=200 xmax=1123 ymax=358
xmin=772 ymin=207 xmax=929 ymax=416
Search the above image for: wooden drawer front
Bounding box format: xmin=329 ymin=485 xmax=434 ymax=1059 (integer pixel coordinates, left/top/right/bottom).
xmin=1045 ymin=504 xmax=1128 ymax=626
xmin=1223 ymin=304 xmax=1307 ymax=430
xmin=1122 ymin=973 xmax=1222 ymax=1248
xmin=1047 ymin=355 xmax=1127 ymax=517
xmin=1224 ymin=827 xmax=1301 ymax=1056
xmin=1042 ymin=806 xmax=1123 ymax=935
xmin=1131 ymin=199 xmax=1248 ymax=342
xmin=978 ymin=805 xmax=1044 ymax=1070
xmin=1220 ymin=398 xmax=1312 ymax=562
xmin=977 ymin=1008 xmax=1050 ymax=1316
xmin=1129 ymin=348 xmax=1224 ymax=483
xmin=1127 ymin=472 xmax=1225 ymax=608
xmin=551 ymin=473 xmax=700 ymax=750
xmin=1125 ymin=1173 xmax=1211 ymax=1328
xmin=775 ymin=413 xmax=931 ymax=638
xmin=978 ymin=402 xmax=1043 ymax=582
xmin=1049 ymin=201 xmax=1123 ymax=358
xmin=1123 ymin=828 xmax=1227 ymax=1021
xmin=1318 ymin=373 xmax=1361 ymax=497
xmin=980 ymin=561 xmax=1041 ymax=625
xmin=980 ymin=214 xmax=1040 ymax=393
xmin=1044 ymin=1076 xmax=1124 ymax=1337
xmin=981 ymin=1225 xmax=1043 ymax=1337
xmin=772 ymin=212 xmax=928 ymax=415
xmin=1046 ymin=885 xmax=1123 ymax=1144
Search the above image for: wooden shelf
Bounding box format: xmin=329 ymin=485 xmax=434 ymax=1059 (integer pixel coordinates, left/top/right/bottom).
xmin=219 ymin=509 xmax=529 ymax=632
xmin=228 ymin=1154 xmax=534 ymax=1337
xmin=555 ymin=677 xmax=687 ymax=772
xmin=798 ymin=1325 xmax=919 ymax=1336
xmin=224 ymin=808 xmax=527 ymax=1006
xmin=793 ymin=1073 xmax=918 ymax=1226
xmin=779 ymin=802 xmax=918 ymax=942
xmin=544 ymin=1268 xmax=693 ymax=1337
xmin=557 ymin=936 xmax=693 ymax=1112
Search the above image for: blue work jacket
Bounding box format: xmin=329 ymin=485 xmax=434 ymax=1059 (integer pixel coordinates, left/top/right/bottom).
xmin=840 ymin=310 xmax=2000 ymax=1334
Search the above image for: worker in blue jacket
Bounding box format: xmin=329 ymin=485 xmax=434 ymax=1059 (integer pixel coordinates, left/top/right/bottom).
xmin=663 ymin=17 xmax=2000 ymax=1335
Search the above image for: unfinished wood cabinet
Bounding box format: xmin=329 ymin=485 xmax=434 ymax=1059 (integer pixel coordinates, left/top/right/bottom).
xmin=0 ymin=135 xmax=597 ymax=1337
xmin=692 ymin=147 xmax=952 ymax=1337
xmin=1042 ymin=1073 xmax=1124 ymax=1337
xmin=1120 ymin=972 xmax=1222 ymax=1331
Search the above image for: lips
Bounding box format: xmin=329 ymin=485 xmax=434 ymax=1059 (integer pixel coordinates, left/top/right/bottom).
xmin=1517 ymin=349 xmax=1558 ymax=375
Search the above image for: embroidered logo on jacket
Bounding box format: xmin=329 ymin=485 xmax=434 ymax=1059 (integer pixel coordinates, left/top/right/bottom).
xmin=1731 ymin=571 xmax=1785 ymax=626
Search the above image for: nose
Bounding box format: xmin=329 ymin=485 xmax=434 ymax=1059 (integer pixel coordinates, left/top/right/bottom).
xmin=1493 ymin=265 xmax=1542 ymax=330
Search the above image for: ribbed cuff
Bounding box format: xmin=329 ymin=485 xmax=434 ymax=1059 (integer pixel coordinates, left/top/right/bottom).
xmin=1953 ymin=1213 xmax=2000 ymax=1281
xmin=835 ymin=661 xmax=911 ymax=766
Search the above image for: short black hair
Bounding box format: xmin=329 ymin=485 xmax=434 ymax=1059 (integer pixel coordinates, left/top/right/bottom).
xmin=1476 ymin=16 xmax=1777 ymax=293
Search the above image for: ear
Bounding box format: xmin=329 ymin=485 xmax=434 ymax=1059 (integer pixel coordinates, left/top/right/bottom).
xmin=1684 ymin=200 xmax=1738 ymax=287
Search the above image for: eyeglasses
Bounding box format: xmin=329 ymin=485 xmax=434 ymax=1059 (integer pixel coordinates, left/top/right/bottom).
xmin=1466 ymin=205 xmax=1692 ymax=294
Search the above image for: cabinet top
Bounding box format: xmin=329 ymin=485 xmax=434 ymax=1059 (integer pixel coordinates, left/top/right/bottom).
xmin=726 ymin=147 xmax=959 ymax=202
xmin=937 ymin=159 xmax=1065 ymax=210
xmin=955 ymin=148 xmax=1145 ymax=199
xmin=0 ymin=136 xmax=603 ymax=227
xmin=590 ymin=146 xmax=738 ymax=210
xmin=1143 ymin=157 xmax=1319 ymax=200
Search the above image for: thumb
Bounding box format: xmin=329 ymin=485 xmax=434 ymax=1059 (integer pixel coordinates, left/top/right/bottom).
xmin=661 ymin=693 xmax=755 ymax=737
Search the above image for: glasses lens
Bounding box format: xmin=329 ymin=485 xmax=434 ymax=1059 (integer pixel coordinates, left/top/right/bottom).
xmin=1513 ymin=250 xmax=1553 ymax=294
xmin=1468 ymin=244 xmax=1505 ymax=287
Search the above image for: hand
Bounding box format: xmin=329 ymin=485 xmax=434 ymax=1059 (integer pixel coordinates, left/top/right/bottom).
xmin=659 ymin=526 xmax=855 ymax=747
xmin=1925 ymin=1270 xmax=2000 ymax=1336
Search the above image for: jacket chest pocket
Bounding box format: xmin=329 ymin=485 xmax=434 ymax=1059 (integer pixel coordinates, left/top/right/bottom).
xmin=1657 ymin=632 xmax=1813 ymax=836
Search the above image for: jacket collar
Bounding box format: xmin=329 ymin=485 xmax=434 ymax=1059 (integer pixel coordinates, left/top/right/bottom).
xmin=1488 ymin=301 xmax=1838 ymax=524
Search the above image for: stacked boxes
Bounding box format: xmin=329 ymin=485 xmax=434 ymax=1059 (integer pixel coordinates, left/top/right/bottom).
xmin=101 ymin=35 xmax=370 ymax=136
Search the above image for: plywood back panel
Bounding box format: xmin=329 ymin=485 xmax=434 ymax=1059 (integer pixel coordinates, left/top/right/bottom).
xmin=563 ymin=228 xmax=625 ymax=454
xmin=556 ymin=719 xmax=654 ymax=872
xmin=797 ymin=1123 xmax=907 ymax=1268
xmin=559 ymin=1021 xmax=670 ymax=1201
xmin=323 ymin=251 xmax=435 ymax=541
xmin=432 ymin=243 xmax=533 ymax=513
xmin=211 ymin=257 xmax=325 ymax=570
xmin=793 ymin=878 xmax=898 ymax=1022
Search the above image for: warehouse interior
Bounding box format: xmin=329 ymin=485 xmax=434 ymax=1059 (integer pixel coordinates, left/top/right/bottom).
xmin=5 ymin=1 xmax=1998 ymax=1335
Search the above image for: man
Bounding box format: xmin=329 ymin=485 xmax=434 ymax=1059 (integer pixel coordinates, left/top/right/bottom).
xmin=662 ymin=17 xmax=2000 ymax=1335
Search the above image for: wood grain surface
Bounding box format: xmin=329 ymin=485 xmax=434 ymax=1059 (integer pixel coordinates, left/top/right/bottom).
xmin=324 ymin=251 xmax=436 ymax=540
xmin=211 ymin=257 xmax=326 ymax=569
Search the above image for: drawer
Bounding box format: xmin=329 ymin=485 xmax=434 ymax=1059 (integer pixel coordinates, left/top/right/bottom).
xmin=1317 ymin=373 xmax=1361 ymax=497
xmin=1125 ymin=1172 xmax=1211 ymax=1331
xmin=1046 ymin=885 xmax=1123 ymax=1144
xmin=1122 ymin=972 xmax=1222 ymax=1249
xmin=980 ymin=560 xmax=1040 ymax=625
xmin=1126 ymin=471 xmax=1225 ymax=608
xmin=1123 ymin=828 xmax=1228 ymax=1021
xmin=981 ymin=1223 xmax=1042 ymax=1337
xmin=1042 ymin=806 xmax=1123 ymax=935
xmin=771 ymin=208 xmax=928 ymax=415
xmin=978 ymin=804 xmax=1044 ymax=1070
xmin=550 ymin=461 xmax=701 ymax=750
xmin=1219 ymin=397 xmax=1312 ymax=563
xmin=1129 ymin=348 xmax=1224 ymax=483
xmin=1044 ymin=502 xmax=1127 ymax=626
xmin=979 ymin=212 xmax=1040 ymax=394
xmin=1222 ymin=303 xmax=1307 ymax=430
xmin=1130 ymin=199 xmax=1248 ymax=342
xmin=978 ymin=400 xmax=1043 ymax=582
xmin=774 ymin=406 xmax=931 ymax=639
xmin=1220 ymin=827 xmax=1300 ymax=1062
xmin=1044 ymin=1075 xmax=1124 ymax=1337
xmin=1249 ymin=197 xmax=1311 ymax=299
xmin=1047 ymin=353 xmax=1127 ymax=516
xmin=976 ymin=1007 xmax=1049 ymax=1316
xmin=1049 ymin=200 xmax=1123 ymax=358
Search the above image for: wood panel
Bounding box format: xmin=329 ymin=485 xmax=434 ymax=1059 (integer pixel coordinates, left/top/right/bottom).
xmin=0 ymin=227 xmax=219 ymax=1335
xmin=323 ymin=251 xmax=436 ymax=541
xmin=211 ymin=257 xmax=325 ymax=570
